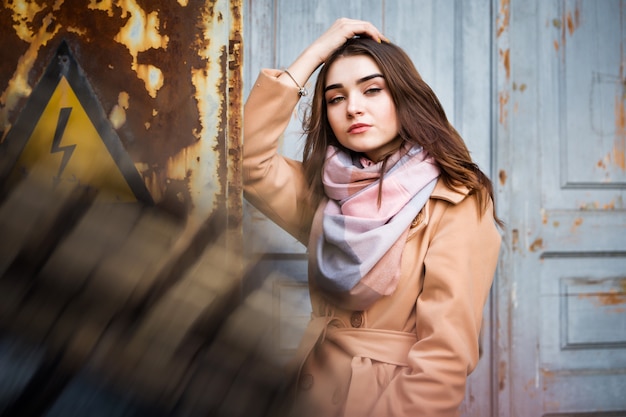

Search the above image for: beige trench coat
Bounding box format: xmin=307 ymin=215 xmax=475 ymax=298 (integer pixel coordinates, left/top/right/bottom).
xmin=243 ymin=69 xmax=502 ymax=417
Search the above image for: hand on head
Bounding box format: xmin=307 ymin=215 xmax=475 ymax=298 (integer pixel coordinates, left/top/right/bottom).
xmin=309 ymin=18 xmax=388 ymax=65
xmin=283 ymin=18 xmax=387 ymax=100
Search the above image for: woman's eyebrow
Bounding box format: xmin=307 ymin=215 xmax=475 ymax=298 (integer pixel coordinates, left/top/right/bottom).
xmin=324 ymin=73 xmax=385 ymax=92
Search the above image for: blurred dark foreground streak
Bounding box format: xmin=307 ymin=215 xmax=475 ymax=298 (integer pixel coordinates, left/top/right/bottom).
xmin=0 ymin=173 xmax=295 ymax=417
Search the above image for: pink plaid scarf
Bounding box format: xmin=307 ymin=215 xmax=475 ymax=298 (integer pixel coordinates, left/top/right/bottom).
xmin=308 ymin=143 xmax=440 ymax=310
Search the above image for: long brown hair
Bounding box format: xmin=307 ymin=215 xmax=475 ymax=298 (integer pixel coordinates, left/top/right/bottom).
xmin=302 ymin=37 xmax=502 ymax=226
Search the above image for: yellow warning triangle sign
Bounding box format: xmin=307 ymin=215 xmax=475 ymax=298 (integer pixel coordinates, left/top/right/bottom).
xmin=13 ymin=76 xmax=138 ymax=202
xmin=1 ymin=41 xmax=152 ymax=204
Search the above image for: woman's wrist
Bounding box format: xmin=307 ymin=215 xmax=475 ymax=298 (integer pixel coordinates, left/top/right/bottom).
xmin=283 ymin=46 xmax=326 ymax=85
xmin=282 ymin=69 xmax=308 ymax=97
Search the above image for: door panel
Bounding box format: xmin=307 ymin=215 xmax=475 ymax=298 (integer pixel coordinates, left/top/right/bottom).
xmin=496 ymin=0 xmax=626 ymax=415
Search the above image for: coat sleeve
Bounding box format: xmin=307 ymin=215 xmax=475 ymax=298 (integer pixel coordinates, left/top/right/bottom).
xmin=243 ymin=69 xmax=313 ymax=244
xmin=368 ymin=194 xmax=501 ymax=417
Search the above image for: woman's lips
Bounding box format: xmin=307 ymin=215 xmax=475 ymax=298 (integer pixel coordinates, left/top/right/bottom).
xmin=348 ymin=123 xmax=371 ymax=134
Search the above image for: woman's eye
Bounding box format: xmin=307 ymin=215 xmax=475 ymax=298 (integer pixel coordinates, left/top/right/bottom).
xmin=328 ymin=96 xmax=345 ymax=104
xmin=365 ymin=87 xmax=382 ymax=95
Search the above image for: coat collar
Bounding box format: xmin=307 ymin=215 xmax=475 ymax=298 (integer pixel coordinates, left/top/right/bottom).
xmin=407 ymin=179 xmax=469 ymax=238
xmin=430 ymin=179 xmax=469 ymax=205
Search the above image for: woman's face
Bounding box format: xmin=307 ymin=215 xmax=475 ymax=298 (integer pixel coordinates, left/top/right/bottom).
xmin=324 ymin=54 xmax=401 ymax=162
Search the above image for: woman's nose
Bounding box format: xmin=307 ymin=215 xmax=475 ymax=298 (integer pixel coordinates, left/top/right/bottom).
xmin=346 ymin=95 xmax=364 ymax=117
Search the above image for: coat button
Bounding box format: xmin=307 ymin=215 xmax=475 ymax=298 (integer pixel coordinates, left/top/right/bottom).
xmin=299 ymin=373 xmax=314 ymax=390
xmin=350 ymin=311 xmax=363 ymax=328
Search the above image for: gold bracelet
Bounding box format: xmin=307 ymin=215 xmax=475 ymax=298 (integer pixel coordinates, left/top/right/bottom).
xmin=283 ymin=69 xmax=308 ymax=97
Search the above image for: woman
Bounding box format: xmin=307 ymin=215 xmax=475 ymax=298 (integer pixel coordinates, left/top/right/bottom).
xmin=243 ymin=18 xmax=502 ymax=417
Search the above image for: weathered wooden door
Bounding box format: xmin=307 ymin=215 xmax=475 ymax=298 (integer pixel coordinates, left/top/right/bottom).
xmin=244 ymin=0 xmax=626 ymax=415
xmin=495 ymin=0 xmax=626 ymax=415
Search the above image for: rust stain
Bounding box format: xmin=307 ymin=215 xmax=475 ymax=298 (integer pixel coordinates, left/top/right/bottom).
xmin=566 ymin=2 xmax=581 ymax=36
xmin=512 ymin=82 xmax=527 ymax=92
xmin=500 ymin=48 xmax=510 ymax=81
xmin=600 ymin=290 xmax=626 ymax=305
xmin=186 ymin=0 xmax=225 ymax=219
xmin=578 ymin=288 xmax=626 ymax=307
xmin=497 ymin=0 xmax=510 ymax=38
xmin=113 ymin=0 xmax=169 ymax=98
xmin=579 ymin=201 xmax=600 ymax=210
xmin=551 ymin=17 xmax=561 ymax=56
xmin=109 ymin=91 xmax=130 ymax=129
xmin=566 ymin=11 xmax=576 ymax=36
xmin=499 ymin=169 xmax=507 ymax=186
xmin=571 ymin=217 xmax=583 ymax=233
xmin=499 ymin=360 xmax=507 ymax=391
xmin=603 ymin=200 xmax=615 ymax=210
xmin=523 ymin=378 xmax=537 ymax=398
xmin=0 ymin=2 xmax=60 ymax=141
xmin=499 ymin=91 xmax=509 ymax=126
xmin=541 ymin=368 xmax=555 ymax=392
xmin=559 ymin=2 xmax=582 ymax=56
xmin=552 ymin=221 xmax=560 ymax=227
xmin=226 ymin=0 xmax=244 ymax=231
xmin=541 ymin=209 xmax=547 ymax=225
xmin=529 ymin=238 xmax=543 ymax=252
xmin=511 ymin=228 xmax=519 ymax=251
xmin=565 ymin=1 xmax=580 ymax=36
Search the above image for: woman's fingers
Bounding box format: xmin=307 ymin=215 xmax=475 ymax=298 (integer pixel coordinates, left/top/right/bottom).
xmin=283 ymin=18 xmax=389 ymax=89
xmin=310 ymin=18 xmax=388 ymax=64
xmin=329 ymin=18 xmax=387 ymax=43
xmin=321 ymin=18 xmax=386 ymax=46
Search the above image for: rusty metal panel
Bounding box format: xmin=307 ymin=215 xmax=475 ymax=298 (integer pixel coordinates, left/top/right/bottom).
xmin=0 ymin=0 xmax=243 ymax=228
xmin=0 ymin=2 xmax=261 ymax=414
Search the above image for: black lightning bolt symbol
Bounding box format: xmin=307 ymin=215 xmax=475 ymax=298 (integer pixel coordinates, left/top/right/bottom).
xmin=50 ymin=107 xmax=76 ymax=186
